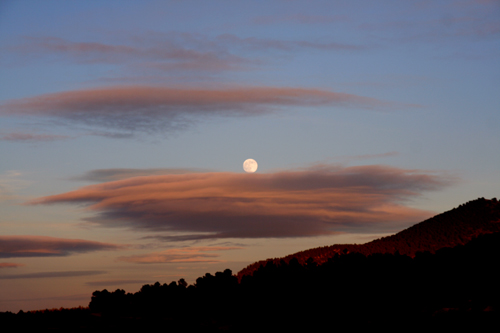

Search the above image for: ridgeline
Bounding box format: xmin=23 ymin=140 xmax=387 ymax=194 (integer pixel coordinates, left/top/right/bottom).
xmin=237 ymin=197 xmax=500 ymax=280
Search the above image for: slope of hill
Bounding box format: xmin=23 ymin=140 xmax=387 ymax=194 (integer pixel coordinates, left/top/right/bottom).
xmin=237 ymin=197 xmax=500 ymax=280
xmin=4 ymin=230 xmax=500 ymax=331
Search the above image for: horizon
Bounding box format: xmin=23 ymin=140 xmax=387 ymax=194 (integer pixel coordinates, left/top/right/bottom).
xmin=1 ymin=0 xmax=499 ymax=312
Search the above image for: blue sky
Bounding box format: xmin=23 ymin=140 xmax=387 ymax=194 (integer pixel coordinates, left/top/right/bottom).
xmin=0 ymin=0 xmax=499 ymax=312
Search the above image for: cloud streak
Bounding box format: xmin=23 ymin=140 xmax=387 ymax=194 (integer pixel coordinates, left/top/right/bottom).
xmin=252 ymin=14 xmax=348 ymax=25
xmin=0 ymin=263 xmax=25 ymax=269
xmin=15 ymin=36 xmax=250 ymax=72
xmin=30 ymin=165 xmax=456 ymax=240
xmin=118 ymin=246 xmax=242 ymax=264
xmin=1 ymin=86 xmax=396 ymax=134
xmin=12 ymin=33 xmax=364 ymax=71
xmin=217 ymin=34 xmax=365 ymax=51
xmin=85 ymin=279 xmax=151 ymax=287
xmin=0 ymin=236 xmax=123 ymax=258
xmin=74 ymin=168 xmax=212 ymax=182
xmin=0 ymin=270 xmax=106 ymax=280
xmin=0 ymin=132 xmax=70 ymax=142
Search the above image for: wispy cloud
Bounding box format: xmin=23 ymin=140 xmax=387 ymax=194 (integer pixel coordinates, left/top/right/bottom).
xmin=13 ymin=36 xmax=251 ymax=72
xmin=216 ymin=34 xmax=365 ymax=51
xmin=0 ymin=132 xmax=70 ymax=142
xmin=74 ymin=168 xmax=212 ymax=182
xmin=0 ymin=236 xmax=123 ymax=258
xmin=0 ymin=262 xmax=25 ymax=269
xmin=85 ymin=279 xmax=151 ymax=287
xmin=0 ymin=270 xmax=106 ymax=280
xmin=358 ymin=3 xmax=500 ymax=44
xmin=1 ymin=86 xmax=397 ymax=135
xmin=10 ymin=33 xmax=365 ymax=71
xmin=118 ymin=246 xmax=242 ymax=264
xmin=31 ymin=165 xmax=456 ymax=240
xmin=252 ymin=14 xmax=348 ymax=25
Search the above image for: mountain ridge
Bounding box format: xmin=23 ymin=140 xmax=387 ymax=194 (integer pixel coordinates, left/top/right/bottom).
xmin=237 ymin=197 xmax=500 ymax=280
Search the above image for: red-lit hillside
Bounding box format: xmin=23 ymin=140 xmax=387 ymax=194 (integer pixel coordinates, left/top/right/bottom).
xmin=237 ymin=197 xmax=500 ymax=280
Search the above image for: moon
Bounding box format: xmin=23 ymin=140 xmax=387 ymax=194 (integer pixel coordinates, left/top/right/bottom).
xmin=243 ymin=159 xmax=258 ymax=173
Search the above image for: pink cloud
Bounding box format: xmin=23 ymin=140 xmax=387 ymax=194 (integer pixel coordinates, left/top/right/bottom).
xmin=0 ymin=262 xmax=25 ymax=268
xmin=0 ymin=270 xmax=106 ymax=280
xmin=118 ymin=246 xmax=242 ymax=264
xmin=31 ymin=165 xmax=456 ymax=240
xmin=0 ymin=236 xmax=123 ymax=258
xmin=14 ymin=33 xmax=365 ymax=71
xmin=15 ymin=36 xmax=250 ymax=71
xmin=1 ymin=86 xmax=396 ymax=134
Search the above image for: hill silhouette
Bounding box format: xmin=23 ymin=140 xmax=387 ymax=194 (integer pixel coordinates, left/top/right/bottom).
xmin=2 ymin=197 xmax=500 ymax=331
xmin=237 ymin=197 xmax=500 ymax=280
xmin=4 ymin=229 xmax=499 ymax=331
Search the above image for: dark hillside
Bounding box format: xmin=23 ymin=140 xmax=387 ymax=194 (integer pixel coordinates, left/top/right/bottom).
xmin=4 ymin=230 xmax=499 ymax=331
xmin=238 ymin=197 xmax=500 ymax=280
xmin=3 ymin=198 xmax=500 ymax=331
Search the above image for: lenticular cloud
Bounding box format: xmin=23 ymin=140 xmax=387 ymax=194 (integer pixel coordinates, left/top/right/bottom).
xmin=31 ymin=165 xmax=455 ymax=240
xmin=1 ymin=86 xmax=396 ymax=134
xmin=0 ymin=235 xmax=122 ymax=258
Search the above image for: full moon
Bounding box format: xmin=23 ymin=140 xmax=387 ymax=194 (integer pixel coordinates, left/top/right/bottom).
xmin=243 ymin=159 xmax=258 ymax=173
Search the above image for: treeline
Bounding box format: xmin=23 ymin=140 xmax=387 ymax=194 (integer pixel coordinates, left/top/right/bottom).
xmin=238 ymin=197 xmax=500 ymax=280
xmin=3 ymin=231 xmax=500 ymax=331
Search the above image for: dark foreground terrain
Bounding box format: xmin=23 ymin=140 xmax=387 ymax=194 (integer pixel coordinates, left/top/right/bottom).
xmin=2 ymin=198 xmax=499 ymax=331
xmin=238 ymin=197 xmax=500 ymax=279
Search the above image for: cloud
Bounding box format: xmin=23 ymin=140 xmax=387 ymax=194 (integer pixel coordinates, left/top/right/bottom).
xmin=358 ymin=5 xmax=500 ymax=44
xmin=328 ymin=151 xmax=399 ymax=164
xmin=0 ymin=263 xmax=25 ymax=269
xmin=252 ymin=14 xmax=347 ymax=25
xmin=2 ymin=293 xmax=90 ymax=302
xmin=14 ymin=36 xmax=250 ymax=72
xmin=85 ymin=280 xmax=151 ymax=287
xmin=0 ymin=270 xmax=106 ymax=280
xmin=217 ymin=34 xmax=365 ymax=51
xmin=74 ymin=168 xmax=212 ymax=182
xmin=12 ymin=33 xmax=364 ymax=71
xmin=30 ymin=165 xmax=456 ymax=240
xmin=118 ymin=246 xmax=242 ymax=264
xmin=0 ymin=132 xmax=70 ymax=142
xmin=0 ymin=236 xmax=123 ymax=258
xmin=0 ymin=86 xmax=396 ymax=134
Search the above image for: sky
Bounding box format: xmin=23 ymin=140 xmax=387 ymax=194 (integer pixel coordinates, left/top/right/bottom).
xmin=0 ymin=0 xmax=499 ymax=312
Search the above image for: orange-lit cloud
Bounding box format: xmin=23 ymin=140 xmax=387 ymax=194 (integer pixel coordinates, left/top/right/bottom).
xmin=118 ymin=246 xmax=242 ymax=264
xmin=0 ymin=236 xmax=123 ymax=258
xmin=31 ymin=165 xmax=455 ymax=240
xmin=0 ymin=263 xmax=25 ymax=269
xmin=1 ymin=86 xmax=396 ymax=134
xmin=85 ymin=279 xmax=151 ymax=287
xmin=0 ymin=270 xmax=106 ymax=280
